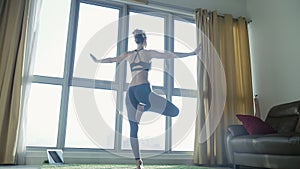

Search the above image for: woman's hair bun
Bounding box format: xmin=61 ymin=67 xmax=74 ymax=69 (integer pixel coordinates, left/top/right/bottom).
xmin=132 ymin=29 xmax=145 ymax=36
xmin=133 ymin=29 xmax=146 ymax=44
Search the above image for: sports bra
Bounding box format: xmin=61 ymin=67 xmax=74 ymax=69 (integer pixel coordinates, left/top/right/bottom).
xmin=130 ymin=49 xmax=151 ymax=72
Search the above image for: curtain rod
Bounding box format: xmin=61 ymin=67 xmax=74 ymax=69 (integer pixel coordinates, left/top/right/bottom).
xmin=207 ymin=11 xmax=252 ymax=23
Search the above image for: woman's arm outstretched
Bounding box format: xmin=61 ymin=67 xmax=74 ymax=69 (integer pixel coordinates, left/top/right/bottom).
xmin=149 ymin=45 xmax=201 ymax=59
xmin=90 ymin=52 xmax=130 ymax=63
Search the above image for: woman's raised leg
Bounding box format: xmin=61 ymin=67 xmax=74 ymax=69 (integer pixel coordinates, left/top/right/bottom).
xmin=133 ymin=84 xmax=179 ymax=117
xmin=149 ymin=91 xmax=179 ymax=117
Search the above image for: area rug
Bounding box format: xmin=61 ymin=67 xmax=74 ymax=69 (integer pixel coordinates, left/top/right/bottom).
xmin=41 ymin=164 xmax=217 ymax=169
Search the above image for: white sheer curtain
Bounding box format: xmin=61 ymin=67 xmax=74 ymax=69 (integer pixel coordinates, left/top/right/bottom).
xmin=16 ymin=0 xmax=42 ymax=164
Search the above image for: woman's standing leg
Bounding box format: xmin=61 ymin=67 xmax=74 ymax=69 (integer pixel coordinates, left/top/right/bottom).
xmin=125 ymin=87 xmax=143 ymax=168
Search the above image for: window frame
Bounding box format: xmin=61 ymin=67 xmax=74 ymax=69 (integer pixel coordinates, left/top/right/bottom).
xmin=26 ymin=0 xmax=197 ymax=164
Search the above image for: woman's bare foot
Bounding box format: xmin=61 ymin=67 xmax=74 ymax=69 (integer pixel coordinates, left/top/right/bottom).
xmin=136 ymin=159 xmax=144 ymax=169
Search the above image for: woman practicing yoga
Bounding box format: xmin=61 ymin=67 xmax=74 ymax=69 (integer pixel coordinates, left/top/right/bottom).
xmin=90 ymin=29 xmax=199 ymax=169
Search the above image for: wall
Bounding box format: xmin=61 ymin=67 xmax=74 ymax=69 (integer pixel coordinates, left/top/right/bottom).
xmin=247 ymin=0 xmax=300 ymax=119
xmin=150 ymin=0 xmax=300 ymax=119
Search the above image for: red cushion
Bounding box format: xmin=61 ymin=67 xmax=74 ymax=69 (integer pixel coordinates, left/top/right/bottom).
xmin=236 ymin=114 xmax=277 ymax=135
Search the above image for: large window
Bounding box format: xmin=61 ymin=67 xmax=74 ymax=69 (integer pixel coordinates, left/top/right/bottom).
xmin=26 ymin=0 xmax=71 ymax=146
xmin=122 ymin=12 xmax=166 ymax=151
xmin=26 ymin=84 xmax=62 ymax=147
xmin=172 ymin=19 xmax=197 ymax=151
xmin=33 ymin=0 xmax=70 ymax=77
xmin=65 ymin=3 xmax=119 ymax=149
xmin=26 ymin=0 xmax=197 ymax=156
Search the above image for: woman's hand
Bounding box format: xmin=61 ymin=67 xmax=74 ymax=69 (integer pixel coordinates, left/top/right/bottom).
xmin=90 ymin=53 xmax=114 ymax=63
xmin=193 ymin=44 xmax=202 ymax=55
xmin=90 ymin=53 xmax=101 ymax=63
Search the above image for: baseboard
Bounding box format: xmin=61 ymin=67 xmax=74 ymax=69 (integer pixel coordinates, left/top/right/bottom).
xmin=25 ymin=149 xmax=193 ymax=165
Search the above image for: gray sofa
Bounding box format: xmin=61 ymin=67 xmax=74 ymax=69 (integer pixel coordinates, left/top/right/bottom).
xmin=225 ymin=100 xmax=300 ymax=169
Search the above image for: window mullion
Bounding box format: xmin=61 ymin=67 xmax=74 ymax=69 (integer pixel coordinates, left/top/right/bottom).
xmin=114 ymin=4 xmax=129 ymax=151
xmin=164 ymin=14 xmax=174 ymax=152
xmin=56 ymin=0 xmax=79 ymax=149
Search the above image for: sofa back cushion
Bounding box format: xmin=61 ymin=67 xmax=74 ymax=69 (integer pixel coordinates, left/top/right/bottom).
xmin=266 ymin=100 xmax=300 ymax=133
xmin=266 ymin=116 xmax=299 ymax=133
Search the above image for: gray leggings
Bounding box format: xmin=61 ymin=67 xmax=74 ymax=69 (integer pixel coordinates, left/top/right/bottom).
xmin=125 ymin=83 xmax=179 ymax=159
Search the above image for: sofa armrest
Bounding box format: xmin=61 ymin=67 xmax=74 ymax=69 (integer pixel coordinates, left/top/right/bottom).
xmin=227 ymin=125 xmax=248 ymax=137
xmin=225 ymin=125 xmax=248 ymax=165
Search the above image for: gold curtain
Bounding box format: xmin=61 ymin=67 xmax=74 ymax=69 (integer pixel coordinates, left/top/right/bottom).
xmin=193 ymin=9 xmax=253 ymax=165
xmin=0 ymin=0 xmax=29 ymax=164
